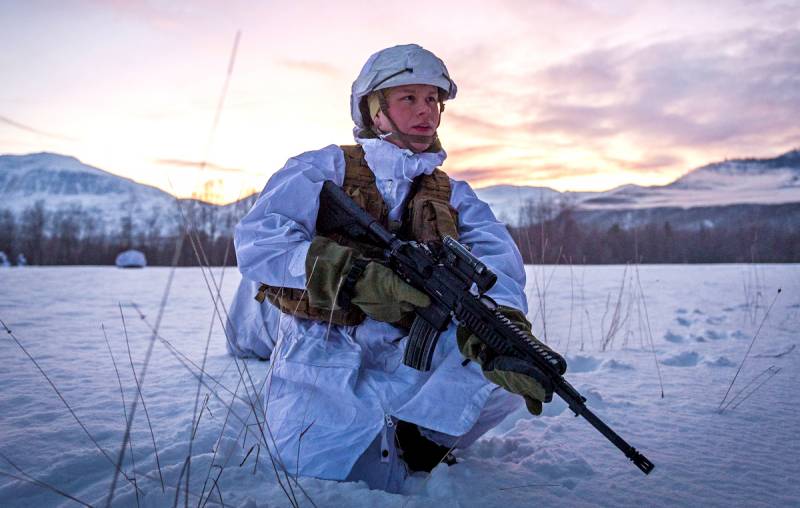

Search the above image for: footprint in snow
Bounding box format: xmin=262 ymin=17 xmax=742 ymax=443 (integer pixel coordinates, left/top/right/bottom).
xmin=664 ymin=330 xmax=684 ymax=343
xmin=705 ymin=316 xmax=725 ymax=325
xmin=661 ymin=351 xmax=701 ymax=367
xmin=704 ymin=356 xmax=735 ymax=367
xmin=676 ymin=316 xmax=692 ymax=327
xmin=602 ymin=359 xmax=634 ymax=370
xmin=705 ymin=329 xmax=728 ymax=341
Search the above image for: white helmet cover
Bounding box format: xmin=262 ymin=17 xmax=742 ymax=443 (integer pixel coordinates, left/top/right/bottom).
xmin=350 ymin=44 xmax=457 ymax=131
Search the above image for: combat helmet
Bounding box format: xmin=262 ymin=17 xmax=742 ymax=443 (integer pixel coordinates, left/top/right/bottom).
xmin=350 ymin=44 xmax=457 ymax=151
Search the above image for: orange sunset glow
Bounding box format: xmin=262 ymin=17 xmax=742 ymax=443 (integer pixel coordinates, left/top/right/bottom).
xmin=2 ymin=1 xmax=799 ymax=204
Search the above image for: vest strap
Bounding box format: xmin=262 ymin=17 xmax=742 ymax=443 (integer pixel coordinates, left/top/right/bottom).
xmin=337 ymin=257 xmax=370 ymax=309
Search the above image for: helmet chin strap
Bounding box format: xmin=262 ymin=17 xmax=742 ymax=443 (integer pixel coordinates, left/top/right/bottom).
xmin=373 ymin=90 xmax=443 ymax=153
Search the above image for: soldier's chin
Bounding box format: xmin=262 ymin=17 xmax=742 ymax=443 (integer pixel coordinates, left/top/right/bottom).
xmin=410 ymin=140 xmax=433 ymax=152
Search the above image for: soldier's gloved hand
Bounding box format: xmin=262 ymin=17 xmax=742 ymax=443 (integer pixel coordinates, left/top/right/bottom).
xmin=305 ymin=236 xmax=430 ymax=322
xmin=350 ymin=261 xmax=430 ymax=323
xmin=457 ymin=306 xmax=556 ymax=415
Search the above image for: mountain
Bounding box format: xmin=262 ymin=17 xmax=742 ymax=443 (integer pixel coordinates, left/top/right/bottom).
xmin=2 ymin=149 xmax=798 ymax=238
xmin=0 ymin=152 xmax=253 ymax=236
xmin=578 ymin=149 xmax=800 ymax=210
xmin=474 ymin=149 xmax=800 ymax=227
xmin=0 ymin=152 xmax=178 ymax=234
xmin=470 ymin=185 xmax=564 ymax=224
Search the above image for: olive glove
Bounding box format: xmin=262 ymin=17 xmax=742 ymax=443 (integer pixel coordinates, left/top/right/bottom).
xmin=305 ymin=236 xmax=430 ymax=323
xmin=457 ymin=306 xmax=556 ymax=415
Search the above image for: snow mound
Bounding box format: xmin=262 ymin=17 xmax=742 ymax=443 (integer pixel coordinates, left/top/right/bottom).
xmin=115 ymin=249 xmax=147 ymax=268
xmin=467 ymin=435 xmax=537 ymax=463
xmin=565 ymin=355 xmax=602 ymax=373
xmin=420 ymin=463 xmax=460 ymax=500
xmin=519 ymin=446 xmax=595 ymax=479
xmin=579 ymin=387 xmax=606 ymax=407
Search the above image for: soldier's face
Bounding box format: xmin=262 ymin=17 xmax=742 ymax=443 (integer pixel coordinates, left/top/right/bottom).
xmin=373 ymin=84 xmax=440 ymax=151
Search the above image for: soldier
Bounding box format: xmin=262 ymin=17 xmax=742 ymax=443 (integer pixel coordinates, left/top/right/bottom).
xmin=232 ymin=44 xmax=552 ymax=492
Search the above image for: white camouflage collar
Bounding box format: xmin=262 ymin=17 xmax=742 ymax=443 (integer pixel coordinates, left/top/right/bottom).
xmin=356 ymin=137 xmax=447 ymax=182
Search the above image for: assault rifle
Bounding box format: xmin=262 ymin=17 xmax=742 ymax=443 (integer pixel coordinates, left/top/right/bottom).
xmin=317 ymin=180 xmax=655 ymax=475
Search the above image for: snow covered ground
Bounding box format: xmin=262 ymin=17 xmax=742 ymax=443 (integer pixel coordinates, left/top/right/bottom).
xmin=0 ymin=265 xmax=798 ymax=507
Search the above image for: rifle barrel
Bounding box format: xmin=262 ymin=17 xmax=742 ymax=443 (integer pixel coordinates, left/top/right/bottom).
xmin=557 ymin=383 xmax=655 ymax=474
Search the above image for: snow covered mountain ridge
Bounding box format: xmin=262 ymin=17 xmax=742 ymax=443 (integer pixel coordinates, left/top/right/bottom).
xmin=476 ymin=149 xmax=800 ymax=223
xmin=576 ymin=149 xmax=800 ymax=211
xmin=1 ymin=149 xmax=798 ymax=232
xmin=0 ymin=152 xmax=252 ymax=236
xmin=0 ymin=152 xmax=177 ymax=234
xmin=0 ymin=152 xmax=168 ymax=198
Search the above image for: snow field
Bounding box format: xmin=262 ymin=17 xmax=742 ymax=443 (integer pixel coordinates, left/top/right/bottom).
xmin=0 ymin=264 xmax=798 ymax=507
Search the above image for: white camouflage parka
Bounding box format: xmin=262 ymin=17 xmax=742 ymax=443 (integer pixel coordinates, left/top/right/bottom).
xmin=232 ymin=137 xmax=528 ymax=489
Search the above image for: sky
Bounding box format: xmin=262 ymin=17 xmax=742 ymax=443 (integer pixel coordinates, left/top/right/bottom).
xmin=2 ymin=0 xmax=799 ymax=204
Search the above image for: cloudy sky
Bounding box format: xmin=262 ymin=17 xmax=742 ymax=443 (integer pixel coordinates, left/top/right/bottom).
xmin=2 ymin=0 xmax=799 ymax=203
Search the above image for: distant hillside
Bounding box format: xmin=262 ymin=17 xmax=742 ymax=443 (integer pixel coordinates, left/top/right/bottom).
xmin=0 ymin=153 xmax=256 ymax=265
xmin=475 ymin=149 xmax=800 ymax=229
xmin=0 ymin=152 xmax=254 ymax=237
xmin=1 ymin=149 xmax=798 ymax=264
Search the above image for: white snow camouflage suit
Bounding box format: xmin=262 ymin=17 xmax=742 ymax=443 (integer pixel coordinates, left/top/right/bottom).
xmin=230 ymin=136 xmax=528 ymax=491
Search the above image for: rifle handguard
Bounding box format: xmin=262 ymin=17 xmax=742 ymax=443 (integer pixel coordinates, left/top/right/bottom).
xmin=494 ymin=310 xmax=567 ymax=376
